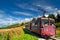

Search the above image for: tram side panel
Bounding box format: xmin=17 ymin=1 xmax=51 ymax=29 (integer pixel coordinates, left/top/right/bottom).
xmin=25 ymin=20 xmax=41 ymax=34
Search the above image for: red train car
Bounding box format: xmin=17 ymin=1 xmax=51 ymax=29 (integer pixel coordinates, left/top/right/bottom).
xmin=25 ymin=17 xmax=56 ymax=39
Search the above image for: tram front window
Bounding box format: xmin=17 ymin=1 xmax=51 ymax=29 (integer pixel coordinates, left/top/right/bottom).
xmin=50 ymin=20 xmax=55 ymax=25
xmin=42 ymin=19 xmax=55 ymax=25
xmin=42 ymin=20 xmax=48 ymax=25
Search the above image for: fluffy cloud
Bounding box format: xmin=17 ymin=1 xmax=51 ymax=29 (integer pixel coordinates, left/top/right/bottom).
xmin=0 ymin=10 xmax=33 ymax=27
xmin=45 ymin=14 xmax=48 ymax=17
xmin=0 ymin=10 xmax=22 ymax=27
xmin=36 ymin=5 xmax=58 ymax=16
xmin=0 ymin=10 xmax=6 ymax=18
xmin=57 ymin=10 xmax=60 ymax=14
xmin=0 ymin=16 xmax=21 ymax=27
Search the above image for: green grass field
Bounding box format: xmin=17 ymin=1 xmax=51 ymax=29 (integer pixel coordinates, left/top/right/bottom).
xmin=11 ymin=28 xmax=38 ymax=40
xmin=11 ymin=33 xmax=37 ymax=40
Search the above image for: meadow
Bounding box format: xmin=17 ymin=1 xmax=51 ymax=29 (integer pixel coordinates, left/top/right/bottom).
xmin=56 ymin=28 xmax=60 ymax=37
xmin=0 ymin=27 xmax=38 ymax=40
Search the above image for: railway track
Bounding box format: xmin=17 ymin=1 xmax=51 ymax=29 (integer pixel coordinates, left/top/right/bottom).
xmin=38 ymin=37 xmax=60 ymax=40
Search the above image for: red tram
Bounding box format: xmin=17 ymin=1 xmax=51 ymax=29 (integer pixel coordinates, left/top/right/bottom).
xmin=25 ymin=17 xmax=56 ymax=39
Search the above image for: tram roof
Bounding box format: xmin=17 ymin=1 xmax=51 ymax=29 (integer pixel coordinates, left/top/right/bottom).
xmin=41 ymin=18 xmax=54 ymax=21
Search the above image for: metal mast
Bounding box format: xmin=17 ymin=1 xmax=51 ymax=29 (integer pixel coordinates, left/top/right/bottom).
xmin=38 ymin=7 xmax=46 ymax=17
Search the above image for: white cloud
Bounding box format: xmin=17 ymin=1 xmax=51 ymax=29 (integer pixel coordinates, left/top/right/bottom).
xmin=36 ymin=5 xmax=41 ymax=7
xmin=13 ymin=11 xmax=33 ymax=16
xmin=45 ymin=14 xmax=48 ymax=17
xmin=6 ymin=16 xmax=21 ymax=24
xmin=16 ymin=4 xmax=58 ymax=13
xmin=0 ymin=10 xmax=33 ymax=27
xmin=23 ymin=18 xmax=33 ymax=23
xmin=57 ymin=10 xmax=60 ymax=14
xmin=35 ymin=4 xmax=58 ymax=12
xmin=0 ymin=14 xmax=4 ymax=18
xmin=45 ymin=6 xmax=53 ymax=11
xmin=16 ymin=1 xmax=59 ymax=17
xmin=0 ymin=10 xmax=6 ymax=18
xmin=53 ymin=12 xmax=57 ymax=16
xmin=34 ymin=5 xmax=59 ymax=17
xmin=16 ymin=4 xmax=39 ymax=12
xmin=0 ymin=13 xmax=22 ymax=27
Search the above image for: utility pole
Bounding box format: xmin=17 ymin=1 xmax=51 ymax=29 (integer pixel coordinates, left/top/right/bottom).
xmin=38 ymin=7 xmax=46 ymax=17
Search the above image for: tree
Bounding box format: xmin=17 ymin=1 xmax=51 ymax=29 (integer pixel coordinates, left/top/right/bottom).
xmin=56 ymin=13 xmax=60 ymax=22
xmin=48 ymin=14 xmax=56 ymax=20
xmin=20 ymin=23 xmax=24 ymax=26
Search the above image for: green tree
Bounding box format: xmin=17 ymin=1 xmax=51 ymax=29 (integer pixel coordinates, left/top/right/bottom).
xmin=48 ymin=14 xmax=56 ymax=20
xmin=56 ymin=13 xmax=60 ymax=22
xmin=20 ymin=23 xmax=24 ymax=26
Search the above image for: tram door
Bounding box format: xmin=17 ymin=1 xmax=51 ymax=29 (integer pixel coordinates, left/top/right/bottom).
xmin=35 ymin=18 xmax=40 ymax=33
xmin=31 ymin=18 xmax=40 ymax=33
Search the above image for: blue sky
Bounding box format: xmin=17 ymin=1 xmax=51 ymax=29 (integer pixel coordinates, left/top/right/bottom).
xmin=0 ymin=0 xmax=60 ymax=27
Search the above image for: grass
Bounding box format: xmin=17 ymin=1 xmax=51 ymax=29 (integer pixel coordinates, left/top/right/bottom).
xmin=56 ymin=32 xmax=60 ymax=37
xmin=56 ymin=22 xmax=60 ymax=37
xmin=0 ymin=23 xmax=38 ymax=40
xmin=11 ymin=33 xmax=37 ymax=40
xmin=0 ymin=32 xmax=8 ymax=40
xmin=56 ymin=28 xmax=60 ymax=37
xmin=0 ymin=23 xmax=21 ymax=29
xmin=0 ymin=27 xmax=38 ymax=40
xmin=11 ymin=28 xmax=38 ymax=40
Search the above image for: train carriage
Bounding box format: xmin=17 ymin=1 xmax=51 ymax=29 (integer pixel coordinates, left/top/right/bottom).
xmin=25 ymin=17 xmax=56 ymax=39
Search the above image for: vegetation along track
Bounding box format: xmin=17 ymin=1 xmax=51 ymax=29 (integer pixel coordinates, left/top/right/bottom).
xmin=0 ymin=27 xmax=23 ymax=40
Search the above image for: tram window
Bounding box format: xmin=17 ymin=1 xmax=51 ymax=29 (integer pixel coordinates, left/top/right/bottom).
xmin=42 ymin=20 xmax=48 ymax=25
xmin=35 ymin=19 xmax=40 ymax=28
xmin=31 ymin=22 xmax=35 ymax=26
xmin=32 ymin=23 xmax=35 ymax=26
xmin=49 ymin=20 xmax=55 ymax=26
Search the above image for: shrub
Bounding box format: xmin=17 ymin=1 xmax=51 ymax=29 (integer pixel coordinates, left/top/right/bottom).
xmin=56 ymin=23 xmax=60 ymax=28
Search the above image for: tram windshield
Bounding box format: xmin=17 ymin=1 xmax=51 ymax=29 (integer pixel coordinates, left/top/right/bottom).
xmin=42 ymin=19 xmax=55 ymax=25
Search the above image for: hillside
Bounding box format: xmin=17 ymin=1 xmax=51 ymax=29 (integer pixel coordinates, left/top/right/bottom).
xmin=0 ymin=26 xmax=38 ymax=40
